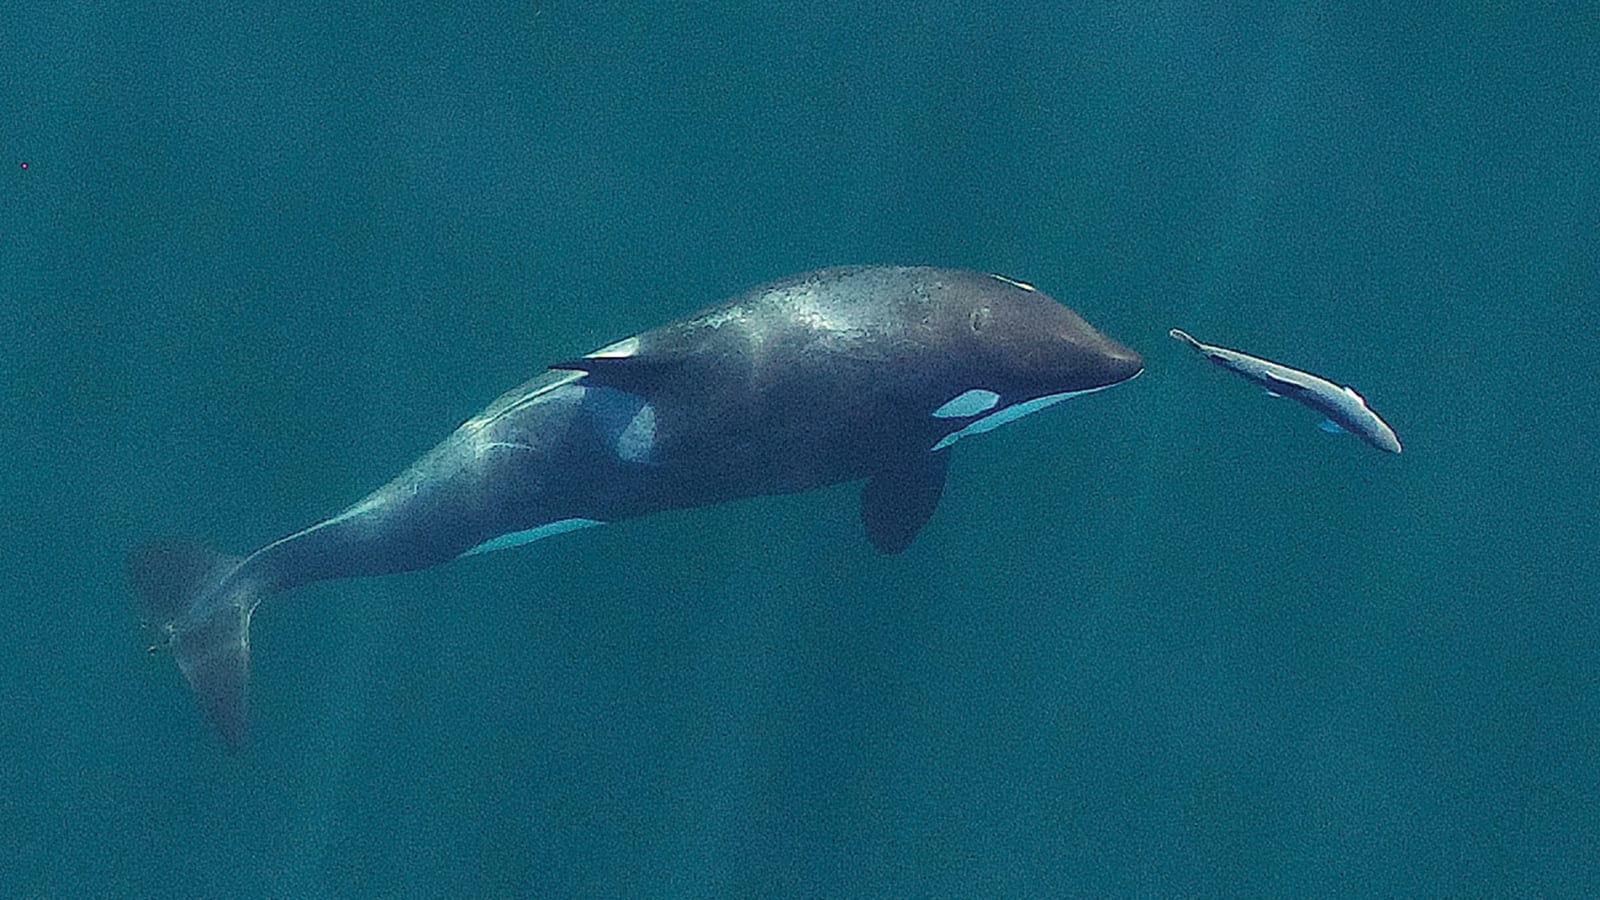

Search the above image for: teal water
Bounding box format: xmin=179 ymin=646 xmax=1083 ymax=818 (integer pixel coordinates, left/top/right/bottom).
xmin=4 ymin=3 xmax=1597 ymax=896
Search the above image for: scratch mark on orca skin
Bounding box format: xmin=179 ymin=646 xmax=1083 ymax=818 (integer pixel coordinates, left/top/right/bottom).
xmin=477 ymin=441 xmax=535 ymax=458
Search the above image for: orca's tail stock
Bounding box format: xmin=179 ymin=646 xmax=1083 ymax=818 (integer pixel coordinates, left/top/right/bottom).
xmin=128 ymin=539 xmax=263 ymax=752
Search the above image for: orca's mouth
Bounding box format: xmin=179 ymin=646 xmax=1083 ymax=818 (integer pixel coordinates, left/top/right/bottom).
xmin=1100 ymin=345 xmax=1145 ymax=387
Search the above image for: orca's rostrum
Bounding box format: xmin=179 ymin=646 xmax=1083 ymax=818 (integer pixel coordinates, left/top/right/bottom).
xmin=130 ymin=266 xmax=1143 ymax=749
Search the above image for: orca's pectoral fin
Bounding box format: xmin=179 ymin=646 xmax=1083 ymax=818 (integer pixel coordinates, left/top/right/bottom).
xmin=128 ymin=539 xmax=259 ymax=752
xmin=1318 ymin=417 xmax=1347 ymax=434
xmin=860 ymin=452 xmax=949 ymax=554
xmin=547 ymin=354 xmax=688 ymax=397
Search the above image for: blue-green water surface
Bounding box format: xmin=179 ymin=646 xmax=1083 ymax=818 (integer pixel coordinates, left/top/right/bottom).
xmin=3 ymin=3 xmax=1597 ymax=896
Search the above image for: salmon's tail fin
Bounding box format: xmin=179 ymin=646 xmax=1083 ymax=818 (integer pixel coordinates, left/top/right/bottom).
xmin=1168 ymin=327 xmax=1205 ymax=352
xmin=128 ymin=539 xmax=261 ymax=752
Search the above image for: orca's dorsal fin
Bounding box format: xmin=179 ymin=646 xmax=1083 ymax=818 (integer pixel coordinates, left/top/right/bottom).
xmin=547 ymin=351 xmax=689 ymax=397
xmin=860 ymin=452 xmax=949 ymax=554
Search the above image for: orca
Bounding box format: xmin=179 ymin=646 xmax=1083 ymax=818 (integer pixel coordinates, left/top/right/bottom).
xmin=130 ymin=266 xmax=1143 ymax=749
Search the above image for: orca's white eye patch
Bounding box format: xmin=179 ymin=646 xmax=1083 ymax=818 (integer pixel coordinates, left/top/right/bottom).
xmin=932 ymin=389 xmax=1000 ymax=418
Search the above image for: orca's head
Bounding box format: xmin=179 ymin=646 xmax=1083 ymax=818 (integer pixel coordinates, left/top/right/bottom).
xmin=923 ymin=273 xmax=1142 ymax=452
xmin=958 ymin=273 xmax=1143 ymax=396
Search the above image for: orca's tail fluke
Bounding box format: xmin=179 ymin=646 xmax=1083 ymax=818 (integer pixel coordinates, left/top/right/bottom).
xmin=128 ymin=539 xmax=261 ymax=752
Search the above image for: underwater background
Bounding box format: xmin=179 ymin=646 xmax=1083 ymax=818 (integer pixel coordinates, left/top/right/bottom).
xmin=3 ymin=2 xmax=1597 ymax=896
